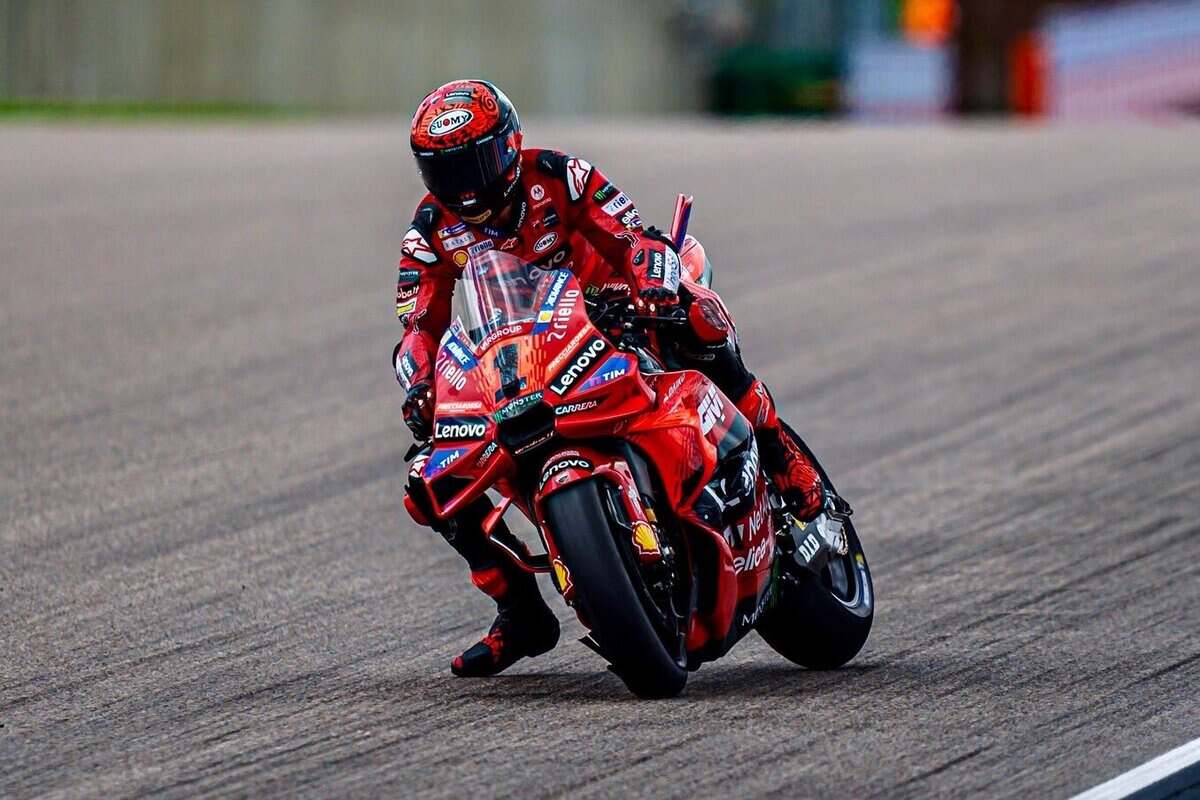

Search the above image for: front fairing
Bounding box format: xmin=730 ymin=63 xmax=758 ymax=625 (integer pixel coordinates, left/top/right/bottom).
xmin=424 ymin=265 xmax=653 ymax=518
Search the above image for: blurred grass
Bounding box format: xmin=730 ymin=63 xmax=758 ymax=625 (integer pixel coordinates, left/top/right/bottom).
xmin=0 ymin=99 xmax=316 ymax=122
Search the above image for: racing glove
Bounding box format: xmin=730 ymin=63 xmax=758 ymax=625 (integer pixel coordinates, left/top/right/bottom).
xmin=628 ymin=227 xmax=682 ymax=308
xmin=402 ymin=383 xmax=434 ymax=441
xmin=394 ymin=340 xmax=435 ymax=440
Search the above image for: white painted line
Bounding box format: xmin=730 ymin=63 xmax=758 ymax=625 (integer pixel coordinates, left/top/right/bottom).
xmin=1070 ymin=737 xmax=1200 ymax=800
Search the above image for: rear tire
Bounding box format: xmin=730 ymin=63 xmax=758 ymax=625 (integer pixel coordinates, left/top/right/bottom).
xmin=757 ymin=424 xmax=874 ymax=669
xmin=544 ymin=480 xmax=688 ymax=698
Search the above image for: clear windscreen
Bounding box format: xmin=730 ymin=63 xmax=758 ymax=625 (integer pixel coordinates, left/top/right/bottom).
xmin=451 ymin=250 xmax=558 ymax=347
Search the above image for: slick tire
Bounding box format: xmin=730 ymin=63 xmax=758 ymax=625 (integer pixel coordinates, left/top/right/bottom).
xmin=545 ymin=480 xmax=688 ymax=699
xmin=757 ymin=423 xmax=874 ymax=670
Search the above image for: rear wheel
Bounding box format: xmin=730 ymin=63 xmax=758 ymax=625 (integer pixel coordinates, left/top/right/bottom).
xmin=757 ymin=424 xmax=874 ymax=669
xmin=544 ymin=480 xmax=688 ymax=698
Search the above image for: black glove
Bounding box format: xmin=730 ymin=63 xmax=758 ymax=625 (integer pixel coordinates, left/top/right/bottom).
xmin=402 ymin=382 xmax=434 ymax=441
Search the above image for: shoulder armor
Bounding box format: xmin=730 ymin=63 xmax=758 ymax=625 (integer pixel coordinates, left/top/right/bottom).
xmin=401 ymin=202 xmax=442 ymax=266
xmin=536 ymin=151 xmax=593 ymax=202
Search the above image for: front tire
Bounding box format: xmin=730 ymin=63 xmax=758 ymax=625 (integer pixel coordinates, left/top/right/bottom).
xmin=544 ymin=480 xmax=688 ymax=698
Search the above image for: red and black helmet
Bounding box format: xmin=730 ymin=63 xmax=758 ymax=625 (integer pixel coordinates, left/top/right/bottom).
xmin=409 ymin=79 xmax=523 ymax=222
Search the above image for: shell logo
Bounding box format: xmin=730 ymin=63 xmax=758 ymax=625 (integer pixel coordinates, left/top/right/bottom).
xmin=632 ymin=521 xmax=661 ymax=557
xmin=552 ymin=558 xmax=573 ymax=594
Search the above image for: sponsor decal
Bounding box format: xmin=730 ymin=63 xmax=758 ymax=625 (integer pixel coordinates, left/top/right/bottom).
xmin=631 ymin=521 xmax=661 ymax=557
xmin=514 ymin=430 xmax=553 ymax=455
xmin=601 ymin=193 xmax=631 ymax=216
xmin=396 ymin=299 xmax=417 ymax=319
xmin=740 ymin=589 xmax=773 ymax=628
xmin=698 ymin=383 xmax=726 ymax=435
xmin=467 ymin=239 xmax=494 ymax=257
xmin=554 ymin=399 xmax=600 ymax=416
xmin=620 ymin=208 xmax=641 ymax=229
xmin=663 ymin=373 xmax=687 ymax=402
xmin=438 ymin=223 xmax=468 ymax=239
xmin=736 ymin=487 xmax=770 ymax=547
xmin=474 ymin=440 xmax=498 ymax=468
xmin=565 ymin=157 xmax=592 ymax=202
xmin=443 ymin=232 xmax=474 ymax=250
xmin=663 ymin=247 xmax=681 ymax=290
xmin=532 ymin=270 xmax=572 ymax=334
xmin=478 ymin=323 xmax=522 ymax=350
xmin=536 ymin=246 xmax=572 ymax=271
xmin=576 ymin=354 xmax=630 ymax=393
xmin=434 ymin=416 xmax=488 ymax=441
xmin=395 ymin=351 xmax=417 ymax=388
xmin=452 ymin=250 xmax=469 ymax=267
xmin=593 ymin=182 xmax=616 ymax=202
xmin=397 ymin=268 xmax=421 ymax=290
xmin=428 ymin=108 xmax=474 ymax=137
xmin=547 ymin=287 xmax=580 ymax=340
xmin=436 ymin=354 xmax=468 ymax=392
xmin=548 ymin=335 xmax=608 ymax=396
xmin=424 ymin=446 xmax=467 ymax=479
xmin=798 ymin=531 xmax=821 ymax=563
xmin=439 ymin=400 xmax=483 ymax=412
xmin=401 ymin=227 xmax=437 ymax=265
xmin=734 ymin=536 xmax=770 ymax=574
xmin=494 ymin=391 xmax=543 ymax=422
xmin=533 ymin=232 xmax=558 ymax=253
xmin=647 ymin=249 xmax=665 ymax=282
xmin=530 ymin=184 xmax=545 ymax=202
xmin=552 ymin=558 xmax=572 ymax=594
xmin=500 ymin=237 xmax=520 ymax=251
xmin=539 ymin=456 xmax=592 ymax=490
xmin=546 ymin=326 xmax=592 ymax=371
xmin=443 ymin=335 xmax=478 ymax=370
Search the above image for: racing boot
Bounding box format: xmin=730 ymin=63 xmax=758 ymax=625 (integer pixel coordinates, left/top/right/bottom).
xmin=451 ymin=550 xmax=560 ymax=677
xmin=406 ymin=471 xmax=560 ymax=677
xmin=736 ymin=378 xmax=850 ymax=522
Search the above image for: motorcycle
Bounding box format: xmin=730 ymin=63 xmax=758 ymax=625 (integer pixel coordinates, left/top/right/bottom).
xmin=408 ymin=197 xmax=873 ymax=698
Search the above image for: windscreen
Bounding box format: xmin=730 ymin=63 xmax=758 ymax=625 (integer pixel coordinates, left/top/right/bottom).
xmin=451 ymin=250 xmax=557 ymax=346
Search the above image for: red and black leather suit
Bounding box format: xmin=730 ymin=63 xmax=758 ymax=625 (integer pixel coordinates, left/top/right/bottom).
xmin=392 ymin=148 xmax=826 ymax=662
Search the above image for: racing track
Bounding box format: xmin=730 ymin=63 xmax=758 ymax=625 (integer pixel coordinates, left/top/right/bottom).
xmin=2 ymin=121 xmax=1199 ymax=799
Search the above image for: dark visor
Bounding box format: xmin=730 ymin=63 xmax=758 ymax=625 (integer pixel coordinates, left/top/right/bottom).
xmin=414 ymin=133 xmax=517 ymax=203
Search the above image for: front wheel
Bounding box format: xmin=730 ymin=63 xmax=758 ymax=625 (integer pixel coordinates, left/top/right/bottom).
xmin=544 ymin=480 xmax=688 ymax=698
xmin=757 ymin=424 xmax=874 ymax=669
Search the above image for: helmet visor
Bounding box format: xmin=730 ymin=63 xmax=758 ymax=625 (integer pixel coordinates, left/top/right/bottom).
xmin=414 ymin=133 xmax=518 ymax=206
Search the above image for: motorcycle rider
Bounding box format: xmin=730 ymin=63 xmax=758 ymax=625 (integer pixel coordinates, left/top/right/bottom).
xmin=393 ymin=79 xmax=850 ymax=677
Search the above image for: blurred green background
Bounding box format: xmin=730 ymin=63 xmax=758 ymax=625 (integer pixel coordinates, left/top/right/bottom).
xmin=3 ymin=0 xmax=1199 ymax=118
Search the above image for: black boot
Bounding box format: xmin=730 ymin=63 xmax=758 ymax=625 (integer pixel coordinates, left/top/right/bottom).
xmin=451 ymin=599 xmax=560 ymax=678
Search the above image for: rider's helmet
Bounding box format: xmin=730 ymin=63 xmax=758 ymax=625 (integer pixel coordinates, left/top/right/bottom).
xmin=410 ymin=79 xmax=523 ymax=224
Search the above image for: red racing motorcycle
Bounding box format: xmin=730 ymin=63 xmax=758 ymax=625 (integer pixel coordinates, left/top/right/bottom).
xmin=409 ymin=205 xmax=873 ymax=698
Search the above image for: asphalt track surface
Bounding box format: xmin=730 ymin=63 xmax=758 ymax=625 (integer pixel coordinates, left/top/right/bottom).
xmin=3 ymin=120 xmax=1199 ymax=799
